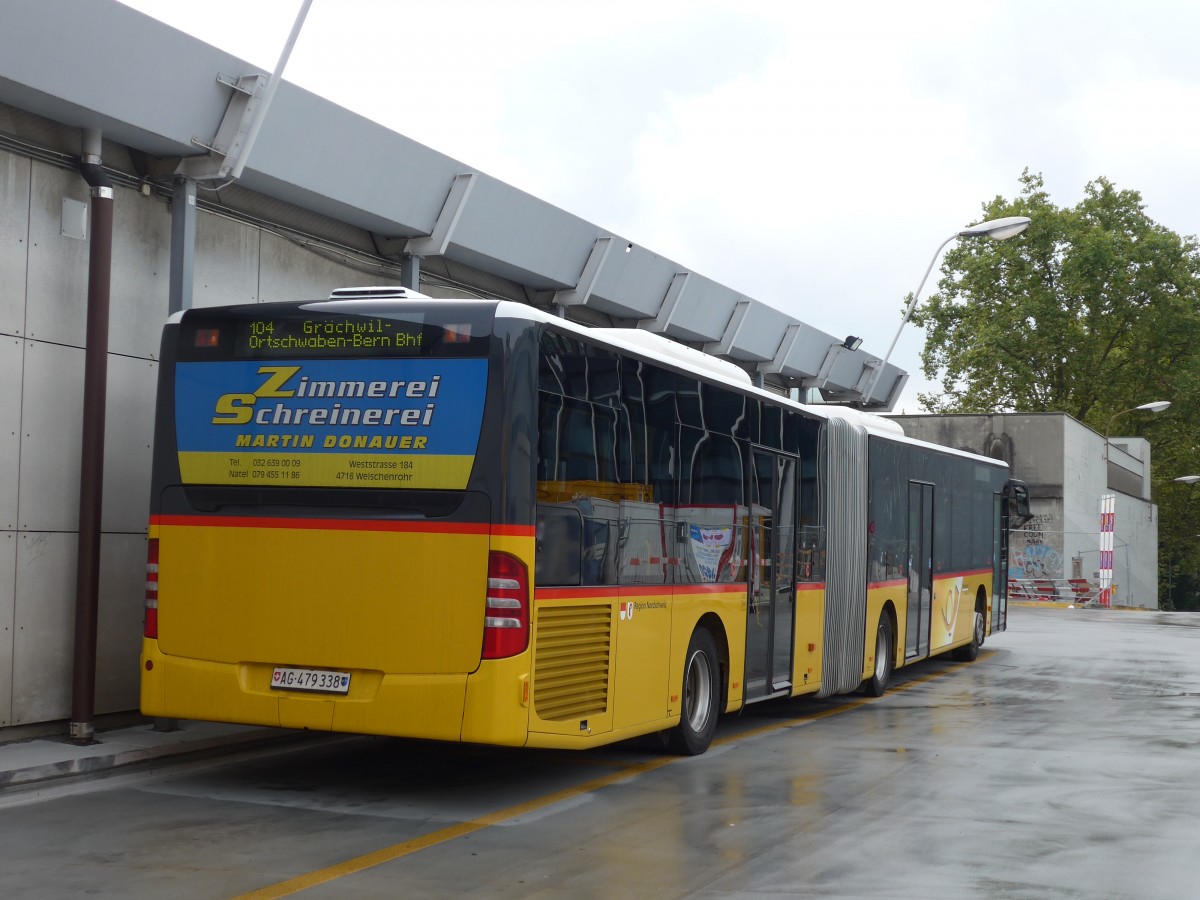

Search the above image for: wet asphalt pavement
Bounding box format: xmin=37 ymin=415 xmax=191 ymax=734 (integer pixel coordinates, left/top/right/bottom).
xmin=0 ymin=605 xmax=1197 ymax=899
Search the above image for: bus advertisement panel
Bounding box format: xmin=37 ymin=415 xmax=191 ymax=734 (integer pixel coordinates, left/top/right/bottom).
xmin=173 ymin=357 xmax=487 ymax=489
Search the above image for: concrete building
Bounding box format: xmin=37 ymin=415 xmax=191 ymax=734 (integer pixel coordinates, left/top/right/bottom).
xmin=892 ymin=413 xmax=1159 ymax=609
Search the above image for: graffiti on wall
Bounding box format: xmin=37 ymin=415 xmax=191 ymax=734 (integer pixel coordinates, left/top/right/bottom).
xmin=1010 ymin=513 xmax=1063 ymax=579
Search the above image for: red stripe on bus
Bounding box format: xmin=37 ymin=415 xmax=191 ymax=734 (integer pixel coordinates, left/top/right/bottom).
xmin=490 ymin=524 xmax=537 ymax=537
xmin=536 ymin=586 xmax=619 ymax=601
xmin=795 ymin=582 xmax=826 ymax=592
xmin=148 ymin=514 xmax=533 ymax=537
xmin=953 ymin=567 xmax=995 ymax=579
xmin=868 ymin=568 xmax=995 ymax=592
xmin=677 ymin=583 xmax=747 ymax=595
xmin=928 ymin=567 xmax=995 ymax=581
xmin=536 ymin=583 xmax=748 ymax=602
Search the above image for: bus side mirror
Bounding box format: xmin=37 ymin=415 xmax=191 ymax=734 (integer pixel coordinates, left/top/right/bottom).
xmin=1007 ymin=480 xmax=1032 ymax=527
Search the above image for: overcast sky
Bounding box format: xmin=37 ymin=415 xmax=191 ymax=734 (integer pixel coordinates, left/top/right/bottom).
xmin=118 ymin=0 xmax=1200 ymax=411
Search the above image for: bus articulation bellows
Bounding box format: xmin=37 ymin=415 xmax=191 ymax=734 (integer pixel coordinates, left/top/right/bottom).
xmin=140 ymin=288 xmax=1029 ymax=755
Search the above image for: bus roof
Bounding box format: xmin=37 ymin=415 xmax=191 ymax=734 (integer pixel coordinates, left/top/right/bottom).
xmin=494 ymin=299 xmax=1006 ymax=469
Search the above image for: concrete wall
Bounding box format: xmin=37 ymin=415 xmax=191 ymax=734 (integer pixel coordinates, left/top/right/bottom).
xmin=1011 ymin=501 xmax=1065 ymax=580
xmin=0 ymin=146 xmax=377 ymax=727
xmin=1107 ymin=437 xmax=1152 ymax=500
xmin=1060 ymin=417 xmax=1158 ymax=607
xmin=1112 ymin=491 xmax=1158 ymax=607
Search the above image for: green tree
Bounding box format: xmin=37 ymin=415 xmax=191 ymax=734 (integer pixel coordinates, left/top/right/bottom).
xmin=913 ymin=170 xmax=1200 ymax=420
xmin=911 ymin=170 xmax=1200 ymax=609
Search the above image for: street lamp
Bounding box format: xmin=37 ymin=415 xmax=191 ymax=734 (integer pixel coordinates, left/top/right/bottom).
xmin=1103 ymin=401 xmax=1171 ymax=460
xmin=1174 ymin=475 xmax=1200 ymax=485
xmin=1105 ymin=400 xmax=1171 ymax=437
xmin=865 ymin=215 xmax=1032 ymax=404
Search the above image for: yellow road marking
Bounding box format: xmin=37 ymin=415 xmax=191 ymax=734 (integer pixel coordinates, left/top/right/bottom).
xmin=234 ymin=650 xmax=990 ymax=899
xmin=233 ymin=756 xmax=677 ymax=899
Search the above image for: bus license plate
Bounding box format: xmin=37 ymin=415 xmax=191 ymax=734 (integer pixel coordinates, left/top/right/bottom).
xmin=270 ymin=667 xmax=351 ymax=694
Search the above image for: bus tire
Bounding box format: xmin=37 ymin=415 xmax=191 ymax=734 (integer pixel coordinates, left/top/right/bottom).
xmin=952 ymin=598 xmax=986 ymax=662
xmin=668 ymin=628 xmax=721 ymax=756
xmin=864 ymin=612 xmax=894 ymax=697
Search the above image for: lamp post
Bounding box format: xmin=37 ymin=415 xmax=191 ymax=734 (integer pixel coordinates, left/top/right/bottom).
xmin=1103 ymin=401 xmax=1171 ymax=460
xmin=865 ymin=215 xmax=1032 ymax=404
xmin=1106 ymin=400 xmax=1172 ymax=437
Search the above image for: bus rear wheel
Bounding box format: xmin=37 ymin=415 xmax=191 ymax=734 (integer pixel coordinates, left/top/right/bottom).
xmin=864 ymin=612 xmax=894 ymax=697
xmin=668 ymin=628 xmax=721 ymax=755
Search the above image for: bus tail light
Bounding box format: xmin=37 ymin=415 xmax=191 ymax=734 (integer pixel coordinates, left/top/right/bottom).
xmin=482 ymin=552 xmax=529 ymax=659
xmin=144 ymin=538 xmax=159 ymax=639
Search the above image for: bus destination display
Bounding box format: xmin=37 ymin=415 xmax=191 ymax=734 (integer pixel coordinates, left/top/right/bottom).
xmin=235 ymin=314 xmax=428 ymax=358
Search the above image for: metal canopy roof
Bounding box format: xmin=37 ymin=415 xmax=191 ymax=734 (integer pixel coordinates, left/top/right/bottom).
xmin=0 ymin=0 xmax=906 ymax=409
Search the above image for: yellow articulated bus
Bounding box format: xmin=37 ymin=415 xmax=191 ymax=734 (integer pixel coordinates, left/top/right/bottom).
xmin=141 ymin=287 xmax=1029 ymax=755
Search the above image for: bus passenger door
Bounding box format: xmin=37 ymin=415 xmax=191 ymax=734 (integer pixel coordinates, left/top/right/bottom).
xmin=745 ymin=450 xmax=797 ymax=701
xmin=993 ymin=492 xmax=1007 ymax=633
xmin=994 ymin=480 xmax=1028 ymax=633
xmin=905 ymin=481 xmax=934 ymax=661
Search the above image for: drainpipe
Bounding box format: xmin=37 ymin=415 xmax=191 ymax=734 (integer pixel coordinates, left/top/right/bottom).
xmin=69 ymin=128 xmax=114 ymax=744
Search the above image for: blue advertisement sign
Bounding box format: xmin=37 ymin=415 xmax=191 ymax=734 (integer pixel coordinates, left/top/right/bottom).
xmin=174 ymin=357 xmax=488 ymax=488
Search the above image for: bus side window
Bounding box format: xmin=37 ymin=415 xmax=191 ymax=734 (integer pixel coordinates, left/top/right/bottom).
xmin=642 ymin=366 xmax=677 ymax=504
xmin=537 ymin=394 xmax=607 ymax=483
xmin=535 ymin=505 xmax=583 ymax=586
xmin=760 ymin=404 xmax=782 ymax=449
xmin=793 ymin=415 xmax=826 ymax=584
xmin=677 ymin=411 xmax=745 ymax=508
xmin=620 ymin=356 xmax=648 ymax=486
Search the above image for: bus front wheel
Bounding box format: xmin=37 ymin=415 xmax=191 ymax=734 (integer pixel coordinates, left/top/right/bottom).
xmin=864 ymin=613 xmax=894 ymax=697
xmin=668 ymin=628 xmax=721 ymax=755
xmin=953 ymin=599 xmax=986 ymax=662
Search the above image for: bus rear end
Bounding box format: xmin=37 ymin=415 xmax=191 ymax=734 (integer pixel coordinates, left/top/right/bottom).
xmin=140 ymin=292 xmax=535 ymax=744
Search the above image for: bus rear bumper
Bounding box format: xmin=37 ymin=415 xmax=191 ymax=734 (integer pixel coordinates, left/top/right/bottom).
xmin=140 ymin=640 xmax=470 ymax=742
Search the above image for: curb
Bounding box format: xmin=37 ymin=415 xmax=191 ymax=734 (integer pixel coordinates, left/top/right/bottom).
xmin=1011 ymin=600 xmax=1153 ymax=611
xmin=0 ymin=724 xmax=300 ymax=790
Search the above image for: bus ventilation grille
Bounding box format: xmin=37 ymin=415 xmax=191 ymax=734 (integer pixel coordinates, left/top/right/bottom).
xmin=533 ymin=604 xmax=612 ymax=721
